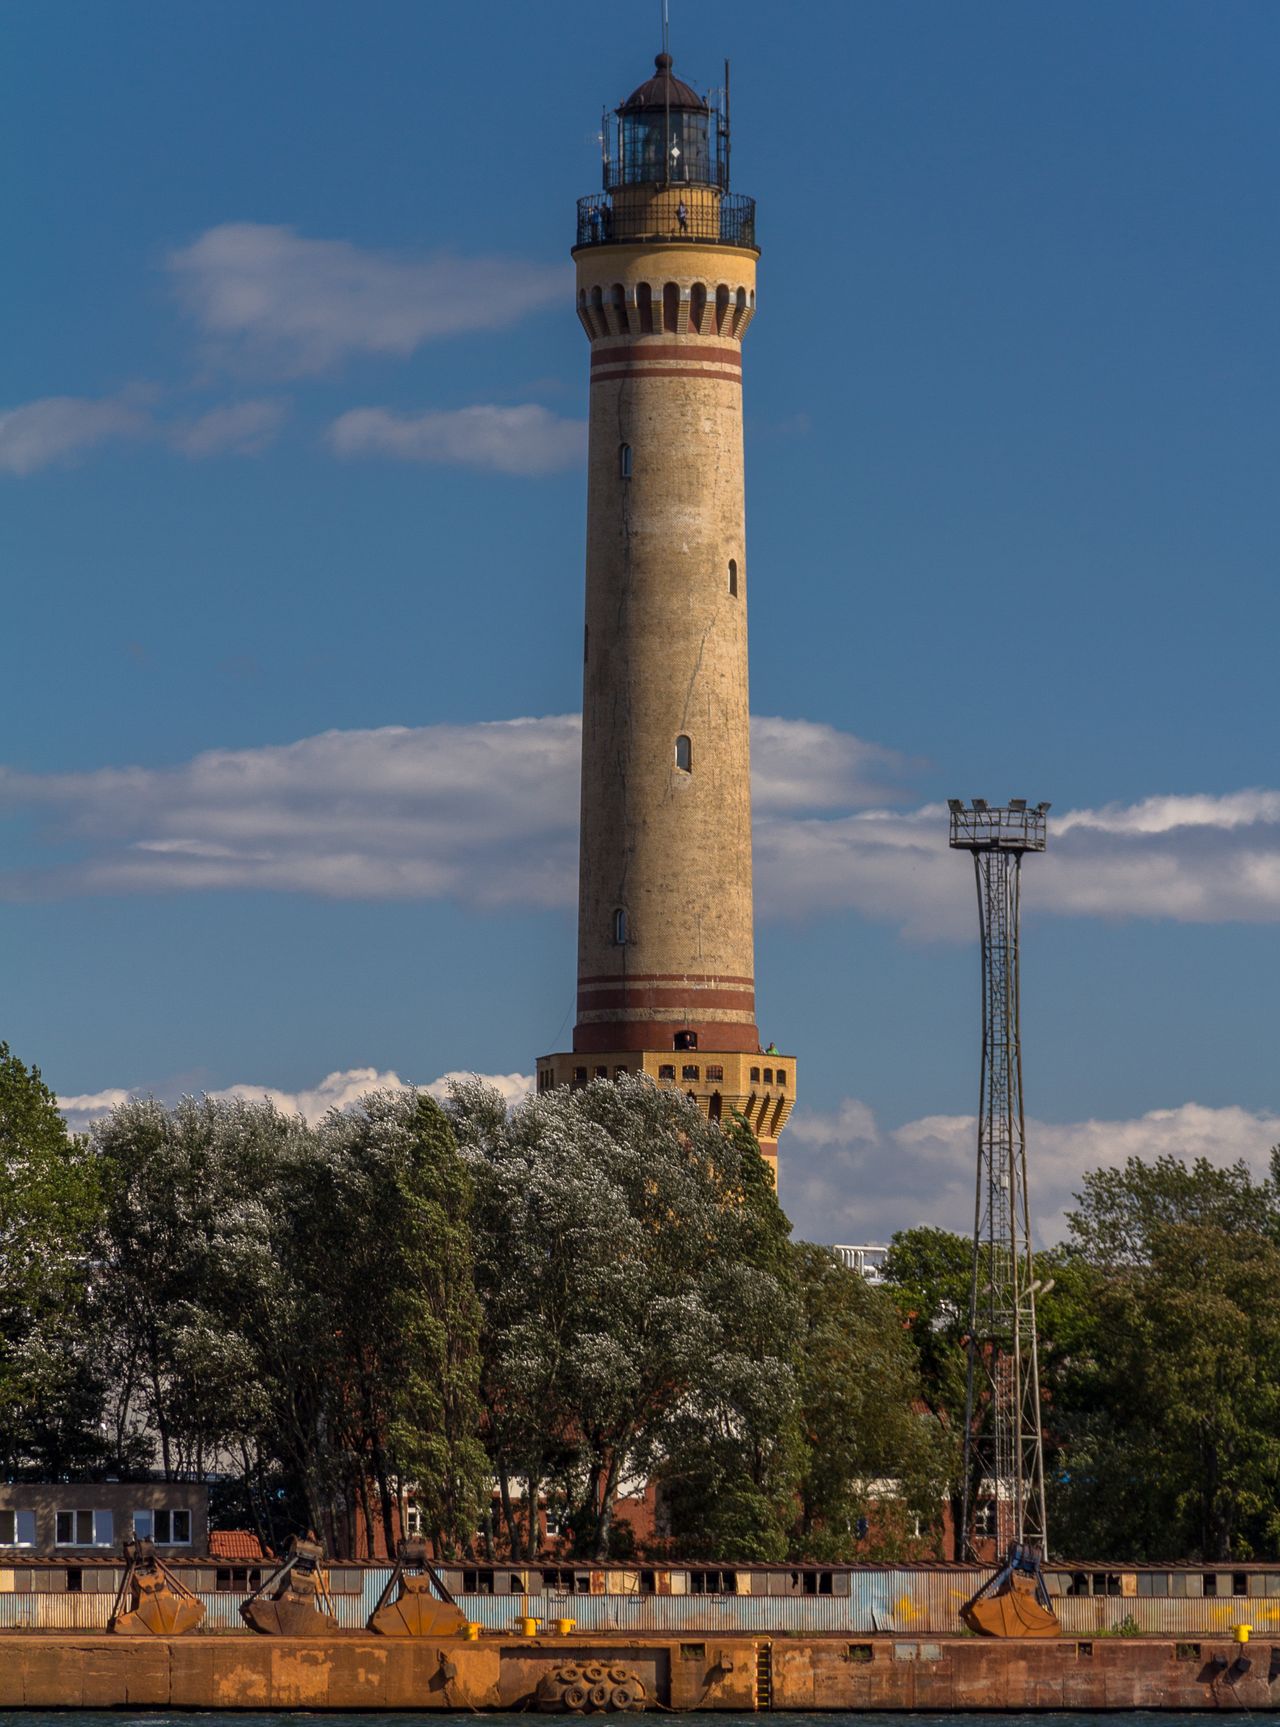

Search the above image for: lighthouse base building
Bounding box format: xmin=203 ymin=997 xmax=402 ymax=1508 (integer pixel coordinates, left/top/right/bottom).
xmin=538 ymin=50 xmax=795 ymax=1174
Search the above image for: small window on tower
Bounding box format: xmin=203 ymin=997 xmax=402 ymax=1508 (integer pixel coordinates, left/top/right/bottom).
xmin=728 ymin=559 xmax=738 ymax=596
xmin=619 ymin=443 xmax=633 ymax=480
xmin=658 ymin=1064 xmax=676 ymax=1081
xmin=763 ymin=1068 xmax=773 ymax=1084
xmin=613 ymin=908 xmax=628 ymax=945
xmin=750 ymin=1067 xmax=760 ymax=1084
xmin=594 ymin=1066 xmax=608 ymax=1080
xmin=682 ymin=1065 xmax=700 ymax=1082
xmin=675 ymin=734 xmax=692 ymax=773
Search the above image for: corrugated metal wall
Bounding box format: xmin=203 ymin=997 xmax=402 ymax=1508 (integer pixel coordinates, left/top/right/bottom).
xmin=0 ymin=1566 xmax=1269 ymax=1636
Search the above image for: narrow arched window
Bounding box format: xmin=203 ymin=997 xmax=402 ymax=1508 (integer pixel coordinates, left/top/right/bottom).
xmin=674 ymin=734 xmax=692 ymax=773
xmin=728 ymin=559 xmax=738 ymax=596
xmin=663 ymin=282 xmax=681 ymax=334
xmin=612 ymin=908 xmax=628 ymax=945
xmin=637 ymin=281 xmax=654 ymax=335
xmin=619 ymin=443 xmax=632 ymax=480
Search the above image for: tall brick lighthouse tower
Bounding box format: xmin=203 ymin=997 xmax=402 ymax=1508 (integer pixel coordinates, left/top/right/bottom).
xmin=537 ymin=49 xmax=796 ymax=1172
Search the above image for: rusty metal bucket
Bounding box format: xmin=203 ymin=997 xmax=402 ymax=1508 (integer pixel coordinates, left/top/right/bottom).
xmin=369 ymin=1573 xmax=467 ymax=1638
xmin=241 ymin=1594 xmax=339 ymax=1636
xmin=963 ymin=1572 xmax=1060 ymax=1638
xmin=111 ymin=1573 xmax=206 ymax=1636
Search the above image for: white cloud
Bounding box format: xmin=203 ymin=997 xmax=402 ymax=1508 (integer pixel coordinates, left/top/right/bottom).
xmin=0 ymin=716 xmax=582 ymax=906
xmin=58 ymin=1067 xmax=533 ymax=1132
xmin=328 ymin=404 xmax=586 ymax=476
xmin=57 ymin=1087 xmax=136 ymax=1135
xmin=0 ymin=395 xmax=147 ymax=475
xmin=171 ymin=398 xmax=288 ymax=458
xmin=6 ymin=716 xmax=1280 ymax=934
xmin=167 ymin=223 xmax=566 ymax=376
xmin=782 ymin=1096 xmax=1280 ymax=1247
xmin=748 ymin=717 xmax=917 ymax=812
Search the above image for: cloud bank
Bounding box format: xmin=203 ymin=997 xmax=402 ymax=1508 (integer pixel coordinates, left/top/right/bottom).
xmin=58 ymin=1067 xmax=533 ymax=1136
xmin=167 ymin=223 xmax=566 ymax=375
xmin=329 ymin=404 xmax=585 ymax=475
xmin=782 ymin=1096 xmax=1280 ymax=1246
xmin=0 ymin=396 xmax=148 ymax=475
xmin=5 ymin=714 xmax=1280 ymax=932
xmin=0 ymin=393 xmax=290 ymax=473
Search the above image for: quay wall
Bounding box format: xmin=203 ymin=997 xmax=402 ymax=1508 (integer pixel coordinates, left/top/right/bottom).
xmin=1 ymin=1632 xmax=1278 ymax=1711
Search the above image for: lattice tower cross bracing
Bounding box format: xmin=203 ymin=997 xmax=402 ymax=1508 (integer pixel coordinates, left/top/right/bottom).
xmin=948 ymin=799 xmax=1050 ymax=1561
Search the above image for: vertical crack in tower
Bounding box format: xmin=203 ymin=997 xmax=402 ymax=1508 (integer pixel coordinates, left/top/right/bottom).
xmin=949 ymin=798 xmax=1051 ymax=1559
xmin=537 ymin=49 xmax=797 ymax=1175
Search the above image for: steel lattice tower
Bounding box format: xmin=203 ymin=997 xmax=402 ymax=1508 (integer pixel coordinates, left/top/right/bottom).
xmin=949 ymin=798 xmax=1051 ymax=1561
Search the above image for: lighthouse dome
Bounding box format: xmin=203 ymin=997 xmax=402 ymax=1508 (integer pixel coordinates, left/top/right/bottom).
xmin=620 ymin=53 xmax=707 ymax=113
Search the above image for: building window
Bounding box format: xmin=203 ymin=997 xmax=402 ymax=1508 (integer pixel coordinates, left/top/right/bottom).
xmin=763 ymin=1068 xmax=773 ymax=1085
xmin=537 ymin=1069 xmax=552 ymax=1093
xmin=775 ymin=1069 xmax=787 ymax=1087
xmin=612 ymin=907 xmax=628 ymax=945
xmin=689 ymin=1569 xmax=738 ymax=1595
xmin=619 ymin=443 xmax=632 ymax=480
xmin=706 ymin=1065 xmax=724 ymax=1082
xmin=614 ymin=1064 xmax=628 ymax=1079
xmin=56 ymin=1509 xmax=113 ymax=1547
xmin=572 ymin=1066 xmax=588 ymax=1087
xmin=750 ymin=1067 xmax=760 ymax=1083
xmin=134 ymin=1508 xmax=191 ymax=1545
xmin=216 ymin=1566 xmax=262 ymax=1593
xmin=708 ymin=1091 xmax=722 ymax=1122
xmin=658 ymin=1064 xmax=676 ymax=1081
xmin=594 ymin=1066 xmax=608 ymax=1079
xmin=0 ymin=1510 xmax=36 ymax=1547
xmin=674 ymin=1029 xmax=698 ymax=1051
xmin=728 ymin=558 xmax=738 ymax=596
xmin=462 ymin=1568 xmax=496 ymax=1594
xmin=682 ymin=1065 xmax=699 ymax=1082
xmin=674 ymin=734 xmax=692 ymax=772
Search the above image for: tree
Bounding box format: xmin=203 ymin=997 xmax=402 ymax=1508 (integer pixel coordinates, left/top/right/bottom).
xmin=1047 ymin=1154 xmax=1280 ymax=1559
xmin=0 ymin=1043 xmax=103 ymax=1475
xmin=881 ymin=1226 xmax=972 ymax=1554
xmin=298 ymin=1092 xmax=487 ymax=1556
xmin=787 ymin=1243 xmax=949 ymax=1561
xmin=451 ymin=1076 xmax=800 ymax=1560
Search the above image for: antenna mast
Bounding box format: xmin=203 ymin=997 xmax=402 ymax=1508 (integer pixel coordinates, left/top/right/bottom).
xmin=662 ymin=0 xmax=671 ymax=187
xmin=948 ymin=799 xmax=1051 ymax=1564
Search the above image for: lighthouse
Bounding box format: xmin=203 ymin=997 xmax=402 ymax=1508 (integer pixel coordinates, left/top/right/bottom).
xmin=537 ymin=49 xmax=796 ymax=1172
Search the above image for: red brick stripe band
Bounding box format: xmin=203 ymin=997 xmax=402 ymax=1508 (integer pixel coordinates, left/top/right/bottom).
xmin=578 ymin=972 xmax=755 ymax=987
xmin=590 ymin=343 xmax=742 ymax=367
xmin=573 ymin=1019 xmax=761 ymax=1054
xmin=591 ymin=368 xmax=742 ymax=387
xmin=577 ymin=986 xmax=757 ymax=1012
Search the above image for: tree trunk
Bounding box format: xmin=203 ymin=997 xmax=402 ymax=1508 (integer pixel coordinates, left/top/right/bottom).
xmin=526 ymin=1462 xmax=540 ymax=1562
xmin=498 ymin=1471 xmax=519 ymax=1559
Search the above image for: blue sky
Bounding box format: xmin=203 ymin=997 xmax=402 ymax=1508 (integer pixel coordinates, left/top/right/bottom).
xmin=4 ymin=0 xmax=1279 ymax=1242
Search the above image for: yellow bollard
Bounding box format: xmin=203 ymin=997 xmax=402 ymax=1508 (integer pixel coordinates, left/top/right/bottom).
xmin=465 ymin=1623 xmax=481 ymax=1641
xmin=557 ymin=1617 xmax=576 ymax=1636
xmin=519 ymin=1616 xmax=539 ymax=1638
xmin=1236 ymin=1624 xmax=1252 ymax=1643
